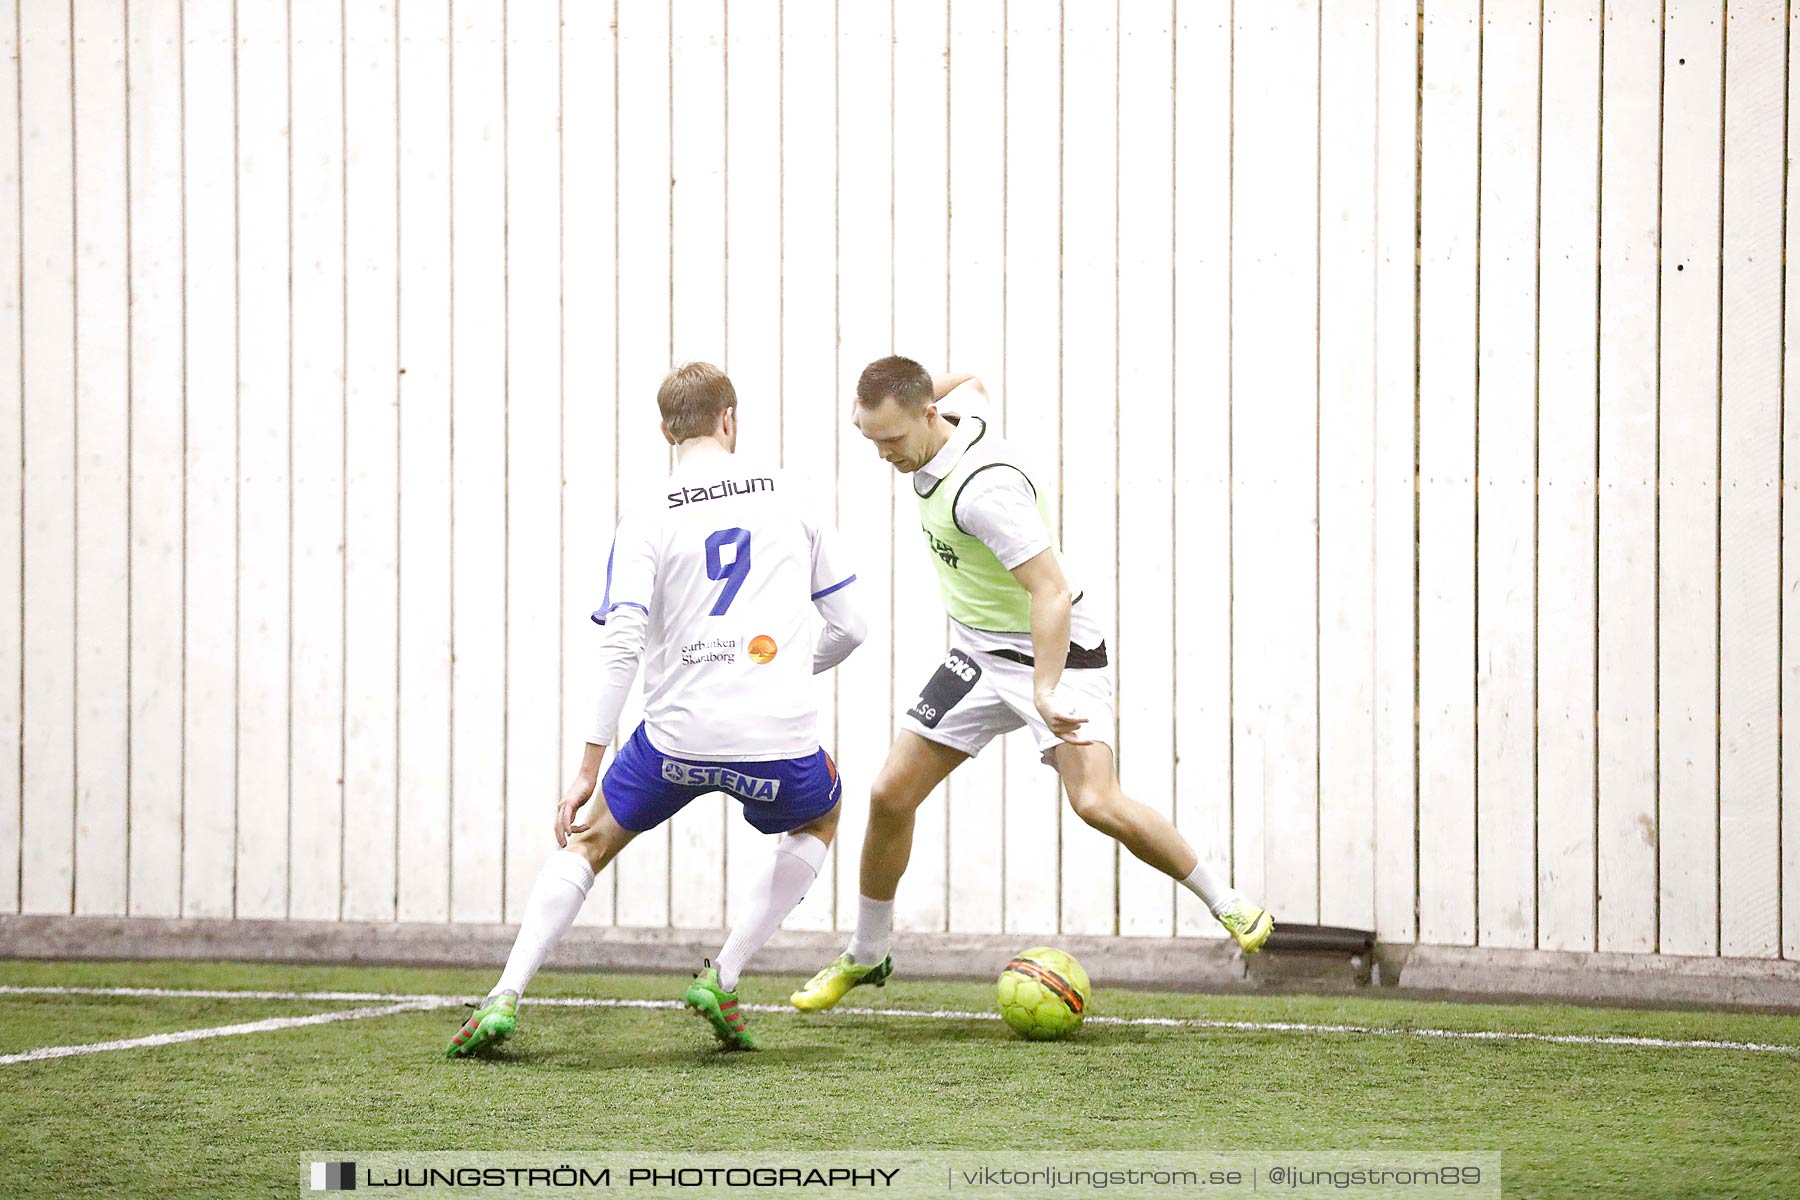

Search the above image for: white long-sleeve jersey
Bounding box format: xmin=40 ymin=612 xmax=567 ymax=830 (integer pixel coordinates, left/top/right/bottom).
xmin=588 ymin=442 xmax=864 ymax=762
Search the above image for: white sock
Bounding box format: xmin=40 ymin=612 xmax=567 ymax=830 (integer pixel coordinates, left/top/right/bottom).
xmin=494 ymin=850 xmax=596 ymax=997
xmin=845 ymin=893 xmax=895 ymax=965
xmin=1178 ymin=860 xmax=1244 ymax=915
xmin=715 ymin=833 xmax=830 ymax=992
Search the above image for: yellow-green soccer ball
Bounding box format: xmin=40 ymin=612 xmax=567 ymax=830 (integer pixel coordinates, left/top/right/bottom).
xmin=996 ymin=947 xmax=1091 ymax=1040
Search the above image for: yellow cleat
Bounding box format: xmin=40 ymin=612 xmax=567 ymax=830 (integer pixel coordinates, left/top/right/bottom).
xmin=789 ymin=953 xmax=893 ymax=1011
xmin=1216 ymin=901 xmax=1274 ymax=954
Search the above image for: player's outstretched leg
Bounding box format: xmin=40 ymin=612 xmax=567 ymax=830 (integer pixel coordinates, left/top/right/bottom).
xmin=792 ymin=734 xmax=964 ymax=1011
xmin=687 ymin=812 xmax=836 ymax=1045
xmin=445 ymin=805 xmax=635 ymax=1058
xmin=1054 ymin=742 xmax=1274 ymax=954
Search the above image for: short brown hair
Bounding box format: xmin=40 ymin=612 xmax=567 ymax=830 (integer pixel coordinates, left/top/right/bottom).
xmin=856 ymin=355 xmax=933 ymax=412
xmin=658 ymin=362 xmax=738 ymax=440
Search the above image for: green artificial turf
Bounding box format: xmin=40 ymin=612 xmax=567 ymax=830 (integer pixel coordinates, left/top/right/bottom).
xmin=1 ymin=959 xmax=1796 ymax=1198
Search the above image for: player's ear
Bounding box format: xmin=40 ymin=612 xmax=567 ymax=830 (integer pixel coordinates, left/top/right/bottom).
xmin=722 ymin=405 xmax=737 ymax=441
xmin=660 ymin=421 xmax=676 ymax=446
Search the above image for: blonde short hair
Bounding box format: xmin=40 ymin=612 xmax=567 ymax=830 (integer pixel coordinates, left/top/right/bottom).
xmin=658 ymin=362 xmax=738 ymax=440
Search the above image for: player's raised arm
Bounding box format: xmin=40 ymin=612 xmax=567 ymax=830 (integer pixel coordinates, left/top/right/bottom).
xmin=930 ymin=371 xmax=987 ymax=402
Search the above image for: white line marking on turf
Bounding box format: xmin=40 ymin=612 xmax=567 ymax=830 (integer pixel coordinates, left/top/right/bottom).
xmin=1 ymin=985 xmax=1794 ymax=1055
xmin=0 ymin=1000 xmax=447 ymax=1066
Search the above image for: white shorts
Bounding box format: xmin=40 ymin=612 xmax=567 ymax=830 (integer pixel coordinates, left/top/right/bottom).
xmin=899 ymin=643 xmax=1117 ymax=765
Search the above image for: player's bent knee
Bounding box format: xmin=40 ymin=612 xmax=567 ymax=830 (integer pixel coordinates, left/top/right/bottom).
xmin=1066 ymin=786 xmax=1126 ymax=832
xmin=566 ymin=817 xmax=635 ymax=874
xmin=869 ymin=773 xmax=929 ymax=822
xmin=793 ymin=803 xmax=840 ymax=844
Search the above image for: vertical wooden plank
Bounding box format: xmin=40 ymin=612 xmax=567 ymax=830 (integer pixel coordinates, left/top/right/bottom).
xmin=1475 ymin=1 xmax=1540 ymax=949
xmin=1171 ymin=0 xmax=1232 ymax=940
xmin=1001 ymin=0 xmax=1062 ymax=937
xmin=1318 ymin=0 xmax=1378 ymax=933
xmin=1536 ymin=0 xmax=1601 ymax=952
xmin=180 ymin=0 xmax=235 ymax=919
xmin=1372 ymin=0 xmax=1420 ymax=944
xmin=125 ymin=0 xmax=186 ymax=919
xmin=448 ymin=0 xmax=506 ymax=924
xmin=1717 ymin=0 xmax=1784 ymax=959
xmin=1785 ymin=2 xmax=1800 ymax=963
xmin=563 ymin=0 xmax=617 ymax=929
xmin=945 ymin=0 xmax=1006 ymax=936
xmin=1596 ymin=0 xmax=1660 ymax=954
xmin=722 ymin=0 xmax=779 ymax=928
xmin=831 ymin=0 xmax=893 ymax=934
xmin=1114 ymin=0 xmax=1173 ymax=938
xmin=891 ymin=0 xmax=949 ymax=935
xmin=1416 ymin=0 xmax=1478 ymax=946
xmin=342 ymin=0 xmax=399 ymax=923
xmin=231 ymin=0 xmax=290 ymax=919
xmin=289 ymin=0 xmax=346 ymax=922
xmin=395 ymin=0 xmax=451 ymax=924
xmin=670 ymin=0 xmax=725 ymax=382
xmin=231 ymin=0 xmax=295 ymax=919
xmin=611 ymin=0 xmax=671 ymax=927
xmin=666 ymin=0 xmax=728 ymax=932
xmin=781 ymin=0 xmax=839 ymax=932
xmin=19 ymin=0 xmax=76 ymax=916
xmin=1232 ymin=0 xmax=1319 ymax=925
xmin=0 ymin=0 xmax=24 ymax=914
xmin=1657 ymin=0 xmax=1722 ymax=958
xmin=502 ymin=0 xmax=563 ymax=924
xmin=72 ymin=0 xmax=130 ymax=916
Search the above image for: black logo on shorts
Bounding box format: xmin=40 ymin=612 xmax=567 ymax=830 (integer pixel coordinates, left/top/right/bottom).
xmin=908 ymin=650 xmax=981 ymax=729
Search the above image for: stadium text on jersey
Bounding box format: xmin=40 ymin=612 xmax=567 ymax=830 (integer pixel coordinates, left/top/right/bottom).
xmin=666 ymin=477 xmax=776 ymax=508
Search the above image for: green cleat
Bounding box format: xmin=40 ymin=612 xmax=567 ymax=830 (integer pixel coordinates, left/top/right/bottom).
xmin=445 ymin=990 xmax=518 ymax=1058
xmin=1216 ymin=900 xmax=1275 ymax=954
xmin=684 ymin=963 xmax=756 ymax=1051
xmin=789 ymin=952 xmax=893 ymax=1012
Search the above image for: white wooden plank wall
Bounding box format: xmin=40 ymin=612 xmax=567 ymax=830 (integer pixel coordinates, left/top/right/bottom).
xmin=1370 ymin=0 xmax=1419 ymax=945
xmin=124 ymin=0 xmax=185 ymax=919
xmin=289 ymin=0 xmax=346 ymax=924
xmin=1417 ymin=0 xmax=1480 ymax=948
xmin=342 ymin=0 xmax=398 ymax=924
xmin=4 ymin=0 xmax=1796 ymax=963
xmin=72 ymin=0 xmax=129 ymax=917
xmin=1536 ymin=0 xmax=1600 ymax=953
xmin=394 ymin=0 xmax=453 ymax=925
xmin=1596 ymin=0 xmax=1661 ymax=955
xmin=0 ymin=0 xmax=21 ymax=918
xmin=1474 ymin=0 xmax=1539 ymax=951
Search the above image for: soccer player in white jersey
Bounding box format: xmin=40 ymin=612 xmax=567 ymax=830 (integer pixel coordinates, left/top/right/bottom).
xmin=447 ymin=363 xmax=865 ymax=1055
xmin=791 ymin=355 xmax=1272 ymax=1010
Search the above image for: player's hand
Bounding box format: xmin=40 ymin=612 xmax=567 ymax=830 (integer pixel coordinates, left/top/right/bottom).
xmin=556 ymin=776 xmax=600 ymax=846
xmin=1035 ymin=686 xmax=1093 ymax=746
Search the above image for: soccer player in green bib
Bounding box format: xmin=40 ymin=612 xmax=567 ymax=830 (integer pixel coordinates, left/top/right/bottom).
xmin=792 ymin=356 xmax=1272 ymax=1011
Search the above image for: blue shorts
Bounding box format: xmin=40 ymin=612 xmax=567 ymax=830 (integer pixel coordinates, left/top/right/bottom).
xmin=602 ymin=723 xmax=842 ymax=835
